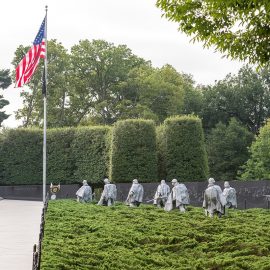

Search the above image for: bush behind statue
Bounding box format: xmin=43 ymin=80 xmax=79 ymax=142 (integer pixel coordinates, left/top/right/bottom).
xmin=71 ymin=126 xmax=111 ymax=183
xmin=0 ymin=126 xmax=110 ymax=185
xmin=164 ymin=115 xmax=209 ymax=181
xmin=110 ymin=119 xmax=158 ymax=183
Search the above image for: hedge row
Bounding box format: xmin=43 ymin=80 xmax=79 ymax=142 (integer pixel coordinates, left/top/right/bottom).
xmin=71 ymin=126 xmax=111 ymax=183
xmin=0 ymin=126 xmax=110 ymax=185
xmin=156 ymin=125 xmax=166 ymax=180
xmin=0 ymin=129 xmax=43 ymax=185
xmin=163 ymin=116 xmax=209 ymax=181
xmin=47 ymin=128 xmax=75 ymax=183
xmin=0 ymin=116 xmax=209 ymax=185
xmin=110 ymin=119 xmax=157 ymax=183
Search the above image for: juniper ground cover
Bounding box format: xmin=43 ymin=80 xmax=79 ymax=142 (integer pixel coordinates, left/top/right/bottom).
xmin=41 ymin=200 xmax=270 ymax=270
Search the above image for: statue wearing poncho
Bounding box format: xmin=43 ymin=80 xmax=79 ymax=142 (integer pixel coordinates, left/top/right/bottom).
xmin=126 ymin=179 xmax=144 ymax=207
xmin=164 ymin=179 xmax=190 ymax=212
xmin=203 ymin=178 xmax=227 ymax=218
xmin=223 ymin=181 xmax=237 ymax=209
xmin=153 ymin=180 xmax=170 ymax=207
xmin=97 ymin=178 xmax=117 ymax=206
xmin=76 ymin=180 xmax=92 ymax=203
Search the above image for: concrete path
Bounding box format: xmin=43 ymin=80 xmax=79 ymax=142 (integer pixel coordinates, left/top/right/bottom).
xmin=0 ymin=200 xmax=43 ymax=270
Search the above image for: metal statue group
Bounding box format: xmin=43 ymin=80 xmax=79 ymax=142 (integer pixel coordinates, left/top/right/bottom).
xmin=75 ymin=177 xmax=237 ymax=218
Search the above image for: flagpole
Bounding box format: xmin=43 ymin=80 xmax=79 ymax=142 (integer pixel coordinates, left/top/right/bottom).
xmin=43 ymin=5 xmax=48 ymax=203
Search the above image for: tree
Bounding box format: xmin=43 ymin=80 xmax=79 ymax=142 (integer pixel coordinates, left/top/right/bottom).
xmin=13 ymin=39 xmax=199 ymax=127
xmin=156 ymin=0 xmax=270 ymax=66
xmin=200 ymin=65 xmax=270 ymax=134
xmin=120 ymin=64 xmax=191 ymax=123
xmin=0 ymin=69 xmax=11 ymax=126
xmin=68 ymin=39 xmax=146 ymax=125
xmin=241 ymin=120 xmax=270 ymax=180
xmin=207 ymin=118 xmax=253 ymax=180
xmin=12 ymin=40 xmax=71 ymax=127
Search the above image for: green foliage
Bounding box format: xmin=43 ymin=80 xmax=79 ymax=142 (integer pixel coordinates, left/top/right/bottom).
xmin=207 ymin=118 xmax=254 ymax=181
xmin=47 ymin=128 xmax=76 ymax=184
xmin=0 ymin=126 xmax=111 ymax=185
xmin=125 ymin=64 xmax=187 ymax=123
xmin=69 ymin=39 xmax=146 ymax=125
xmin=182 ymin=77 xmax=203 ymax=116
xmin=200 ymin=66 xmax=270 ymax=134
xmin=156 ymin=0 xmax=270 ymax=66
xmin=156 ymin=125 xmax=167 ymax=180
xmin=241 ymin=120 xmax=270 ymax=180
xmin=0 ymin=69 xmax=11 ymax=126
xmin=0 ymin=69 xmax=12 ymax=89
xmin=0 ymin=128 xmax=42 ymax=185
xmin=164 ymin=115 xmax=209 ymax=181
xmin=12 ymin=40 xmax=71 ymax=127
xmin=110 ymin=119 xmax=157 ymax=183
xmin=71 ymin=126 xmax=111 ymax=184
xmin=41 ymin=200 xmax=270 ymax=270
xmin=12 ymin=39 xmax=199 ymax=127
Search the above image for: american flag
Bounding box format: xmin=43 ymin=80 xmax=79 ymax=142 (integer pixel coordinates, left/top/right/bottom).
xmin=15 ymin=17 xmax=46 ymax=88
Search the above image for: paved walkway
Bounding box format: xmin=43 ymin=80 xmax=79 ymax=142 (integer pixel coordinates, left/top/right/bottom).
xmin=0 ymin=200 xmax=43 ymax=270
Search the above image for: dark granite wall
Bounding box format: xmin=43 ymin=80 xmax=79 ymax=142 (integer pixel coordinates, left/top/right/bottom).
xmin=1 ymin=180 xmax=270 ymax=209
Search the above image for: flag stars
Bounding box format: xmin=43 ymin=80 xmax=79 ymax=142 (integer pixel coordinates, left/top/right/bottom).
xmin=33 ymin=19 xmax=45 ymax=45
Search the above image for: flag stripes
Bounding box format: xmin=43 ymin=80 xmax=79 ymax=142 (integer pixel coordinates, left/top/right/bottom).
xmin=15 ymin=17 xmax=46 ymax=88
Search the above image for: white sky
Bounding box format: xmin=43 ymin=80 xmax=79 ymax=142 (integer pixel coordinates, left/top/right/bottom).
xmin=1 ymin=0 xmax=244 ymax=128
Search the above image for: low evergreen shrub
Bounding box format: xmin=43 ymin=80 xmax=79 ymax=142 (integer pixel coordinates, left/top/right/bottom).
xmin=41 ymin=201 xmax=270 ymax=270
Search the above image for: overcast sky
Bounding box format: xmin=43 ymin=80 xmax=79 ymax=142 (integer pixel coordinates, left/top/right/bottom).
xmin=1 ymin=0 xmax=244 ymax=128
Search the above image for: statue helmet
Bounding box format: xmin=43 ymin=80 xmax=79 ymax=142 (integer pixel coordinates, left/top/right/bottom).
xmin=208 ymin=178 xmax=215 ymax=184
xmin=224 ymin=181 xmax=230 ymax=188
xmin=104 ymin=178 xmax=110 ymax=184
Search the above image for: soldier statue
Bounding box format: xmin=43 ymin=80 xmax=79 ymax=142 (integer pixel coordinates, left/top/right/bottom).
xmin=223 ymin=181 xmax=237 ymax=209
xmin=76 ymin=180 xmax=92 ymax=203
xmin=164 ymin=179 xmax=190 ymax=212
xmin=97 ymin=178 xmax=117 ymax=206
xmin=153 ymin=180 xmax=170 ymax=207
xmin=126 ymin=179 xmax=144 ymax=207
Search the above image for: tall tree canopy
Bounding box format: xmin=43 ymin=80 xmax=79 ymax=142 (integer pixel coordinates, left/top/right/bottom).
xmin=207 ymin=118 xmax=253 ymax=180
xmin=156 ymin=0 xmax=270 ymax=65
xmin=241 ymin=120 xmax=270 ymax=180
xmin=200 ymin=65 xmax=270 ymax=134
xmin=68 ymin=39 xmax=146 ymax=125
xmin=0 ymin=69 xmax=11 ymax=126
xmin=12 ymin=40 xmax=71 ymax=127
xmin=12 ymin=39 xmax=195 ymax=127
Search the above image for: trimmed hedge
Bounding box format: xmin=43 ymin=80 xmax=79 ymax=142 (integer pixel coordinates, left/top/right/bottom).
xmin=156 ymin=125 xmax=167 ymax=180
xmin=71 ymin=126 xmax=111 ymax=184
xmin=110 ymin=119 xmax=157 ymax=183
xmin=0 ymin=126 xmax=110 ymax=185
xmin=47 ymin=128 xmax=75 ymax=184
xmin=0 ymin=117 xmax=209 ymax=185
xmin=164 ymin=115 xmax=209 ymax=181
xmin=0 ymin=128 xmax=43 ymax=185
